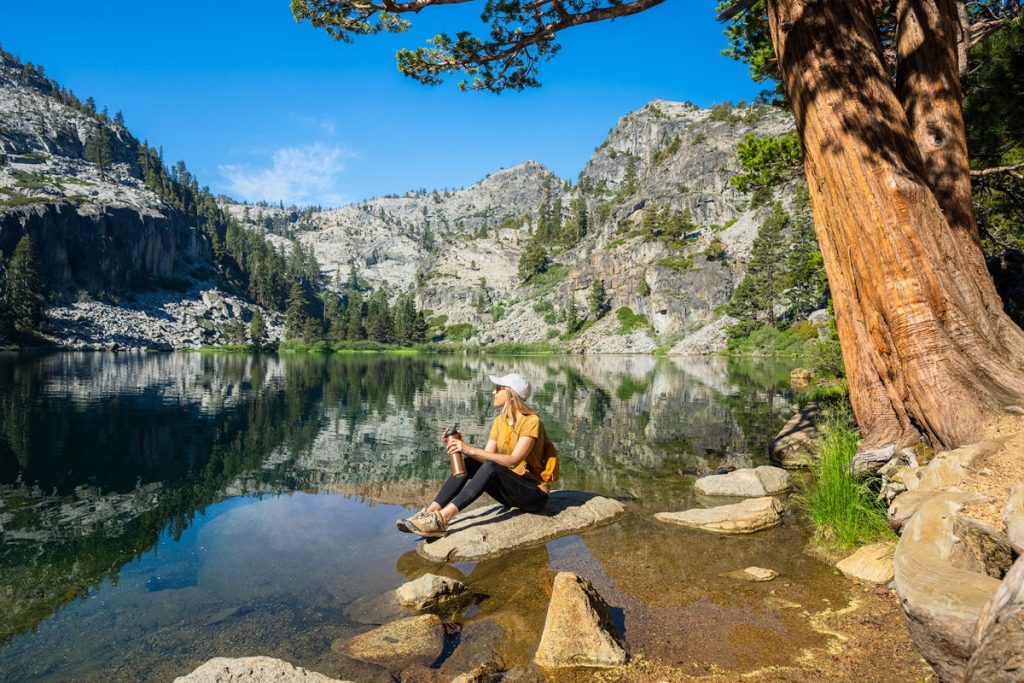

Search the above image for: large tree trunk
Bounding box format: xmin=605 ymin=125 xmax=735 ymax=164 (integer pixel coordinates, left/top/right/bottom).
xmin=765 ymin=0 xmax=1024 ymax=451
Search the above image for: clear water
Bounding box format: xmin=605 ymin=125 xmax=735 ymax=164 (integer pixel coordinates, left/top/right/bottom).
xmin=0 ymin=352 xmax=843 ymax=682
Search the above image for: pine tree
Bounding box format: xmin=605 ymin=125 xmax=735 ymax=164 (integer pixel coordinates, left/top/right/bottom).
xmin=84 ymin=126 xmax=114 ymax=178
xmin=412 ymin=310 xmax=429 ymax=343
xmin=249 ymin=309 xmax=266 ymax=347
xmin=346 ymin=290 xmax=365 ymax=340
xmin=302 ymin=317 xmax=323 ymax=344
xmin=365 ymin=289 xmax=393 ymax=342
xmin=6 ymin=234 xmax=44 ymax=336
xmin=726 ymin=204 xmax=789 ymax=335
xmin=285 ymin=282 xmax=307 ymax=339
xmin=589 ymin=279 xmax=610 ymax=320
xmin=224 ymin=318 xmax=247 ymax=345
xmin=517 ymin=232 xmax=549 ymax=283
xmin=564 ymin=296 xmax=579 ymax=335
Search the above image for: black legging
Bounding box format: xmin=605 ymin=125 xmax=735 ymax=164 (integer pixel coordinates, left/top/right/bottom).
xmin=435 ymin=457 xmax=549 ymax=513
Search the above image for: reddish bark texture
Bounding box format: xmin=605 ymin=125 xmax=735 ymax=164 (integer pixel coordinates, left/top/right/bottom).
xmin=765 ymin=0 xmax=1024 ymax=450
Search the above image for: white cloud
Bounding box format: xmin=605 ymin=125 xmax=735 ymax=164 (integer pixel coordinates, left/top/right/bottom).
xmin=219 ymin=143 xmax=351 ymax=206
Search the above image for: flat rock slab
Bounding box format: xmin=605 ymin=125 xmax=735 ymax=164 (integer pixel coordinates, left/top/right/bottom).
xmin=724 ymin=566 xmax=778 ymax=582
xmin=335 ymin=614 xmax=442 ymax=664
xmin=836 ymin=542 xmax=896 ymax=585
xmin=417 ymin=491 xmax=625 ymax=563
xmin=694 ymin=466 xmax=791 ymax=497
xmin=655 ymin=497 xmax=784 ymax=534
xmin=1005 ymin=484 xmax=1024 ymax=555
xmin=173 ymin=656 xmax=352 ymax=683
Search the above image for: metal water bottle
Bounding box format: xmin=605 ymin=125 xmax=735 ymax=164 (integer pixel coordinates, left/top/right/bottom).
xmin=443 ymin=425 xmax=466 ymax=477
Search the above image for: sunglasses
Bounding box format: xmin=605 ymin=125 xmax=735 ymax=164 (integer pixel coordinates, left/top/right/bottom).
xmin=493 ymin=386 xmax=507 ymax=394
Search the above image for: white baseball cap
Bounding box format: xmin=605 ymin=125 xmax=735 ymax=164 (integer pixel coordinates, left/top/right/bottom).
xmin=488 ymin=372 xmax=532 ymax=401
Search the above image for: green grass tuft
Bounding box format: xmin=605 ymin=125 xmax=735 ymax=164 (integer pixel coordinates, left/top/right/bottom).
xmin=798 ymin=406 xmax=896 ymax=551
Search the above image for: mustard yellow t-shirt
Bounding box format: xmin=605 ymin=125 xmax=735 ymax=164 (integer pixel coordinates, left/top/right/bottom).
xmin=488 ymin=413 xmax=559 ymax=489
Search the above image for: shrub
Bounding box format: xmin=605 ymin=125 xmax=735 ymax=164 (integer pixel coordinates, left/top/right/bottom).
xmin=615 ymin=306 xmax=650 ymax=334
xmin=444 ymin=323 xmax=476 ymax=342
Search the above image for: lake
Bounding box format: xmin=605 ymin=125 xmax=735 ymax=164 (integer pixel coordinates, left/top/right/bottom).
xmin=0 ymin=351 xmax=845 ymax=682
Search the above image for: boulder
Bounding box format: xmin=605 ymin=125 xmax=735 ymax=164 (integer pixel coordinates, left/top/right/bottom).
xmin=1004 ymin=484 xmax=1024 ymax=555
xmin=724 ymin=566 xmax=778 ymax=582
xmin=534 ymin=572 xmax=627 ymax=669
xmin=395 ymin=573 xmax=470 ymax=613
xmin=335 ymin=614 xmax=442 ymax=665
xmin=769 ymin=403 xmax=819 ymax=468
xmin=417 ymin=491 xmax=625 ymax=563
xmin=789 ymin=367 xmax=812 ymax=389
xmin=693 ymin=466 xmax=790 ymax=497
xmin=655 ymin=497 xmax=784 ymax=534
xmin=173 ymin=656 xmax=351 ymax=683
xmin=835 ymin=542 xmax=896 ymax=585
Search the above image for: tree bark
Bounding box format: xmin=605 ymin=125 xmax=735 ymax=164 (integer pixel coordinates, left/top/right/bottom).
xmin=765 ymin=0 xmax=1024 ymax=451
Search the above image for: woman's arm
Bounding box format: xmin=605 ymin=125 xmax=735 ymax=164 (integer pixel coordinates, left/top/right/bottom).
xmin=450 ymin=436 xmax=533 ymax=468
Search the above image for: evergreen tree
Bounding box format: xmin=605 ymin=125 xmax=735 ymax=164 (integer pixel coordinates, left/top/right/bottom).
xmin=784 ymin=210 xmax=825 ymax=317
xmin=224 ymin=318 xmax=247 ymax=345
xmin=727 ymin=204 xmax=789 ymax=335
xmin=285 ymin=282 xmax=307 ymax=339
xmin=84 ymin=126 xmax=114 ymax=178
xmin=302 ymin=317 xmax=323 ymax=344
xmin=564 ymin=196 xmax=588 ymax=244
xmin=6 ymin=234 xmax=44 ymax=336
xmin=564 ymin=296 xmax=579 ymax=335
xmin=346 ymin=290 xmax=365 ymax=340
xmin=249 ymin=309 xmax=266 ymax=347
xmin=589 ymin=278 xmax=610 ymax=319
xmin=412 ymin=310 xmax=429 ymax=343
xmin=365 ymin=289 xmax=393 ymax=342
xmin=517 ymin=231 xmax=549 ymax=283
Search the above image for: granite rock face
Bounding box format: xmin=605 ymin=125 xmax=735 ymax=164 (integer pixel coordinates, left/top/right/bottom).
xmin=534 ymin=572 xmax=627 ymax=669
xmin=417 ymin=491 xmax=625 ymax=563
xmin=655 ymin=496 xmax=784 ymax=534
xmin=173 ymin=656 xmax=351 ymax=683
xmin=693 ymin=466 xmax=791 ymax=497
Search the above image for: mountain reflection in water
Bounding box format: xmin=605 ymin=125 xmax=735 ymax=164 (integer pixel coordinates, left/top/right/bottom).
xmin=0 ymin=351 xmax=805 ymax=681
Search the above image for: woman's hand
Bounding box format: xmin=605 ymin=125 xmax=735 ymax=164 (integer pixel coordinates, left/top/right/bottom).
xmin=446 ymin=438 xmax=465 ymax=455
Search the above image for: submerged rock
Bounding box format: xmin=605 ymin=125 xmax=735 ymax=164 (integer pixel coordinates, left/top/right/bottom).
xmin=534 ymin=572 xmax=627 ymax=669
xmin=335 ymin=614 xmax=443 ymax=665
xmin=693 ymin=466 xmax=791 ymax=497
xmin=724 ymin=566 xmax=778 ymax=582
xmin=173 ymin=656 xmax=351 ymax=682
xmin=655 ymin=497 xmax=784 ymax=534
xmin=395 ymin=573 xmax=471 ymax=613
xmin=836 ymin=542 xmax=896 ymax=585
xmin=416 ymin=491 xmax=625 ymax=563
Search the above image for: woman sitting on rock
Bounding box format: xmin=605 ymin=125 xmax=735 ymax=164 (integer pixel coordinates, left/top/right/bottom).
xmin=398 ymin=372 xmax=559 ymax=538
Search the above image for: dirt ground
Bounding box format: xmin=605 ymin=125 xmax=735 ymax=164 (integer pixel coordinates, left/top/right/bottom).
xmin=572 ymin=582 xmax=934 ymax=683
xmin=962 ymin=413 xmax=1024 ymax=529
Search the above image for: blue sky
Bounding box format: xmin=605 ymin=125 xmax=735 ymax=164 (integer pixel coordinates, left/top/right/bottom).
xmin=2 ymin=1 xmax=762 ymax=206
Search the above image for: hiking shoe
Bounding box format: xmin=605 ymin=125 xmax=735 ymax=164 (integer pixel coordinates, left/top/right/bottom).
xmin=406 ymin=510 xmax=449 ymax=538
xmin=396 ymin=507 xmax=429 ymax=533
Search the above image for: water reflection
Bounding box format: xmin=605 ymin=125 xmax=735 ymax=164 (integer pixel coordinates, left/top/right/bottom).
xmin=0 ymin=351 xmax=801 ymax=680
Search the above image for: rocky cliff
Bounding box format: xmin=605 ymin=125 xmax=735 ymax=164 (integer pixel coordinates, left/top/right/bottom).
xmin=0 ymin=51 xmax=283 ymax=348
xmin=227 ymin=100 xmax=798 ymax=353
